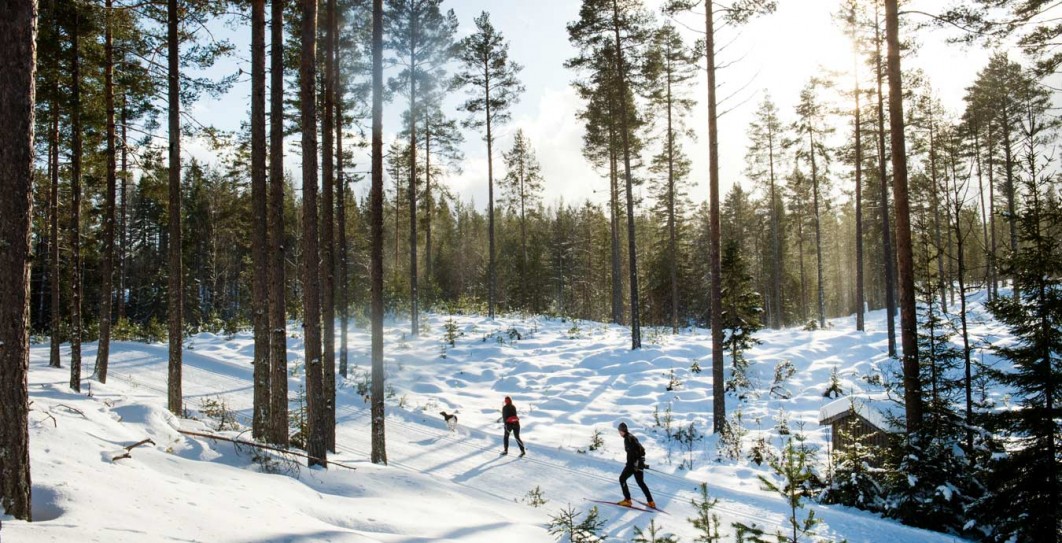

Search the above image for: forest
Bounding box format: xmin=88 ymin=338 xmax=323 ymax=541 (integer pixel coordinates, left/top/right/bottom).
xmin=0 ymin=0 xmax=1060 ymax=541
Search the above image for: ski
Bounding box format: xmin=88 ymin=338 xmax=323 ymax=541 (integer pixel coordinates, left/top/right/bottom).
xmin=585 ymin=499 xmax=656 ymax=513
xmin=634 ymin=500 xmax=667 ymax=514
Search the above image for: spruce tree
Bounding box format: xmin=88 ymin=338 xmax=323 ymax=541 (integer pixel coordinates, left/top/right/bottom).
xmin=980 ymin=166 xmax=1062 ymax=543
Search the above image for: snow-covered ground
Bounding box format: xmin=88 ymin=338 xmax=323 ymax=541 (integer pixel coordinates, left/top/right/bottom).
xmin=7 ymin=294 xmax=1008 ymax=542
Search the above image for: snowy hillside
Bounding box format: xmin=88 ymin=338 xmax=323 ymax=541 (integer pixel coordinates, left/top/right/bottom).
xmin=6 ymin=297 xmax=1008 ymax=542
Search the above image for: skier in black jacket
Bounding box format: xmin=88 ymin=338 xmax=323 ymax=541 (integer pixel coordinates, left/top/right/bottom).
xmin=500 ymin=396 xmax=526 ymax=456
xmin=617 ymin=422 xmax=655 ymax=508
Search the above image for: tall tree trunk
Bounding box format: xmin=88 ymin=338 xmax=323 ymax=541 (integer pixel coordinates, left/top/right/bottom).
xmin=268 ymin=0 xmax=289 ymax=446
xmin=300 ymin=0 xmax=326 ymax=468
xmin=987 ymin=127 xmax=998 ymax=299
xmin=321 ymin=0 xmax=336 ymax=453
xmin=928 ymin=121 xmax=947 ymax=313
xmin=768 ymin=125 xmax=781 ymax=329
xmin=610 ymin=0 xmax=640 ymax=350
xmin=666 ymin=58 xmax=679 ymax=334
xmin=0 ymin=0 xmax=37 ymax=520
xmin=973 ymin=131 xmax=991 ymax=301
xmin=424 ymin=121 xmax=433 ymax=289
xmin=705 ymin=0 xmax=725 ymax=432
xmin=166 ymin=0 xmax=184 ymax=416
xmin=854 ymin=67 xmax=865 ymax=332
xmin=70 ymin=8 xmax=83 ymax=393
xmin=117 ymin=97 xmax=128 ymax=321
xmin=335 ymin=7 xmax=348 ymax=380
xmin=49 ymin=82 xmax=60 ymax=369
xmin=608 ymin=111 xmax=623 ymax=325
xmin=950 ymin=157 xmax=975 ymax=454
xmin=250 ymin=0 xmax=270 ymax=441
xmin=370 ymin=0 xmax=388 ymax=466
xmin=487 ymin=87 xmax=497 ymax=319
xmin=874 ymin=8 xmax=897 ymax=357
xmin=96 ymin=0 xmax=118 ymax=384
xmin=407 ymin=23 xmax=419 ymax=337
xmin=1001 ymin=111 xmax=1018 ymax=298
xmin=885 ymin=0 xmax=922 ymax=435
xmin=809 ymin=130 xmax=826 ymax=329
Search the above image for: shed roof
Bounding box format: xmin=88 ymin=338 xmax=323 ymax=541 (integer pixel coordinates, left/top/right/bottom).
xmin=819 ymin=393 xmax=904 ymax=433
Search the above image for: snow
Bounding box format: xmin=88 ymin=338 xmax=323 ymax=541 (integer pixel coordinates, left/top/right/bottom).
xmin=819 ymin=393 xmax=904 ymax=433
xmin=5 ymin=298 xmax=1007 ymax=542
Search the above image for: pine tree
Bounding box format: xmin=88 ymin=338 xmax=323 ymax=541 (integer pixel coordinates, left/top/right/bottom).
xmin=788 ymin=78 xmax=833 ymax=330
xmin=300 ymin=0 xmax=326 ymax=468
xmin=744 ymin=95 xmax=787 ymax=329
xmin=385 ymin=0 xmax=458 ymax=336
xmin=268 ymin=0 xmax=289 ymax=447
xmin=500 ymin=130 xmax=544 ymax=308
xmin=455 ymin=10 xmax=523 ymax=319
xmin=665 ymin=0 xmax=775 ymax=431
xmin=644 ymin=23 xmax=697 ymax=333
xmin=370 ymin=0 xmax=388 ymax=466
xmin=568 ymin=0 xmax=653 ymax=350
xmin=0 ymin=0 xmax=37 ymax=520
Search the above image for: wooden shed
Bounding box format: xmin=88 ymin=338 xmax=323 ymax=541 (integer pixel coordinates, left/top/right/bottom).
xmin=819 ymin=394 xmax=902 ymax=458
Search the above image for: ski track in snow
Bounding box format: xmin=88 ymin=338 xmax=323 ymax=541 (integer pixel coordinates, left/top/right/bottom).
xmin=8 ymin=297 xmax=1003 ymax=542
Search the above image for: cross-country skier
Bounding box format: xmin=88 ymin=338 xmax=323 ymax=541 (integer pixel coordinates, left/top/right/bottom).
xmin=500 ymin=396 xmax=526 ymax=456
xmin=617 ymin=422 xmax=655 ymax=508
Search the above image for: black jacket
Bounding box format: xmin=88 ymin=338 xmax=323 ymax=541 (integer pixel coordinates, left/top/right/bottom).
xmin=502 ymin=404 xmax=519 ymax=426
xmin=623 ymin=433 xmax=645 ymax=468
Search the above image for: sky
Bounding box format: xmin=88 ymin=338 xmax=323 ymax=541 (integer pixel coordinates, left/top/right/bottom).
xmin=185 ymin=0 xmax=1006 ymax=212
xmin=12 ymin=290 xmax=1016 ymax=541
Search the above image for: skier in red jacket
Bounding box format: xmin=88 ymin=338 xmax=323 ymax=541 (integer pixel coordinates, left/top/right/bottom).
xmin=500 ymin=396 xmax=526 ymax=456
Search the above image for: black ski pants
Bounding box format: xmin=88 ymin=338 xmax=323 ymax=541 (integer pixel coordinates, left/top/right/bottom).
xmin=620 ymin=464 xmax=653 ymax=502
xmin=504 ymin=422 xmax=525 ymax=453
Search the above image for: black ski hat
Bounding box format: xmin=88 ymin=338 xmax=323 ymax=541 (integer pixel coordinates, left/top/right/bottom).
xmin=618 ymin=422 xmax=628 ymax=433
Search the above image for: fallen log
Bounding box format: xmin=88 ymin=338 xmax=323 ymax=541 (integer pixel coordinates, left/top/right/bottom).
xmin=176 ymin=429 xmax=357 ymax=471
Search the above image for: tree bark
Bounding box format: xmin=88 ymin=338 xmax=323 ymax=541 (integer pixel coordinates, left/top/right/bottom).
xmin=487 ymin=83 xmax=497 ymax=319
xmin=335 ymin=6 xmax=348 ymax=380
xmin=608 ymin=107 xmax=623 ymax=326
xmin=268 ymin=0 xmax=289 ymax=447
xmin=874 ymin=7 xmax=897 ymax=357
xmin=251 ymin=0 xmax=270 ymax=441
xmin=96 ymin=0 xmax=118 ymax=384
xmin=321 ymin=0 xmax=336 ymax=452
xmin=117 ymin=97 xmax=128 ymax=321
xmin=854 ymin=65 xmax=865 ymax=332
xmin=884 ymin=0 xmax=922 ymax=435
xmin=705 ymin=0 xmax=725 ymax=432
xmin=70 ymin=8 xmax=83 ymax=393
xmin=610 ymin=0 xmax=640 ymax=350
xmin=408 ymin=17 xmax=419 ymax=337
xmin=166 ymin=0 xmax=184 ymax=416
xmin=809 ymin=128 xmax=826 ymax=329
xmin=49 ymin=79 xmax=60 ymax=369
xmin=666 ymin=51 xmax=679 ymax=334
xmin=0 ymin=0 xmax=37 ymax=520
xmin=300 ymin=0 xmax=326 ymax=468
xmin=371 ymin=0 xmax=388 ymax=466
